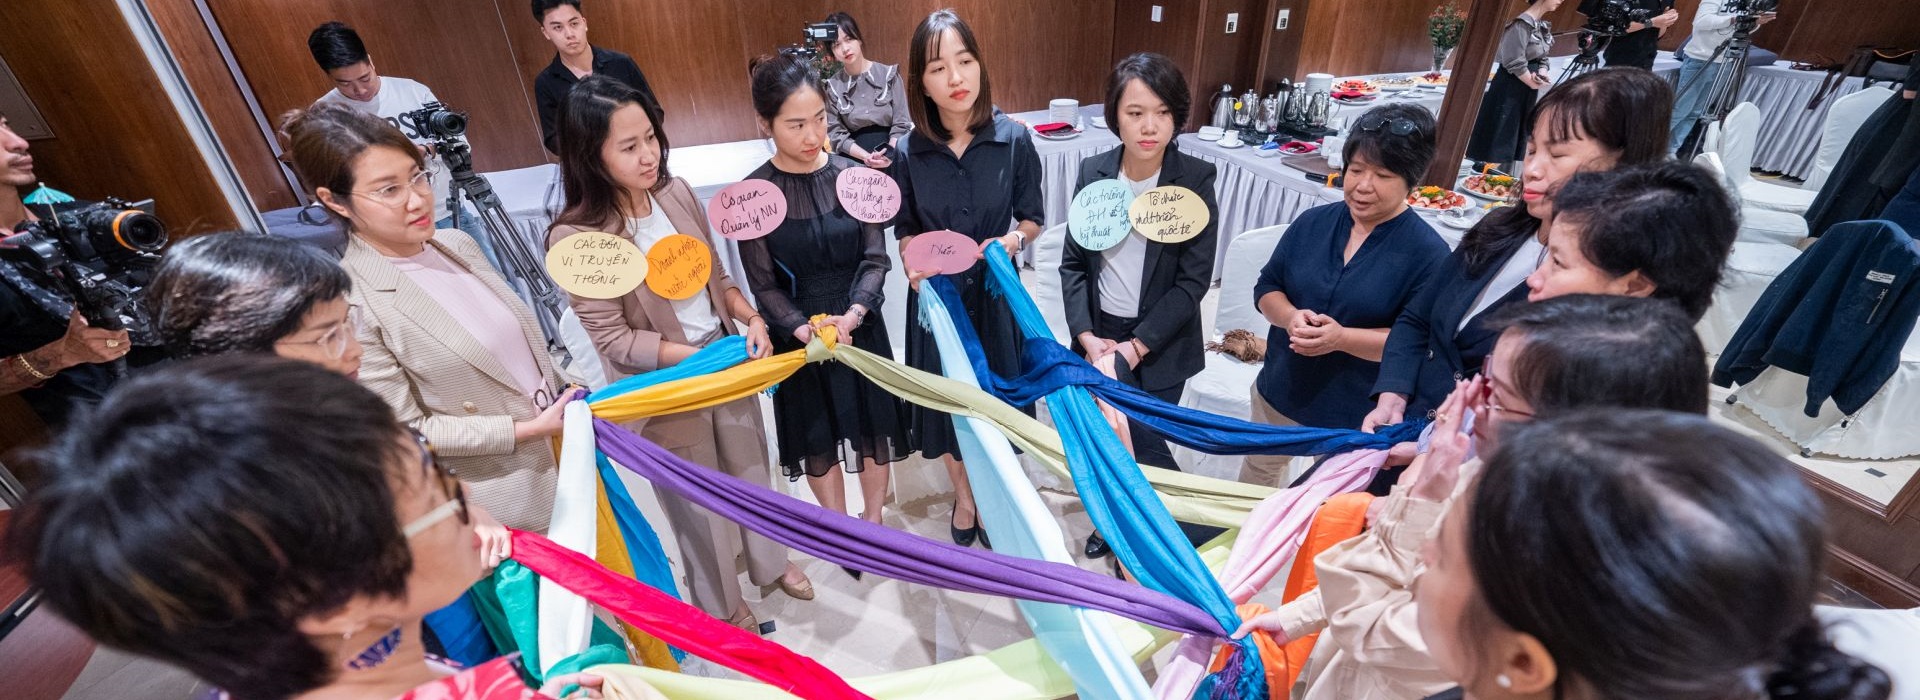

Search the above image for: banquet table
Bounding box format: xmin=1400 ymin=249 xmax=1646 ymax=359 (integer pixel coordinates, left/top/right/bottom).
xmin=1732 ymin=62 xmax=1866 ymax=179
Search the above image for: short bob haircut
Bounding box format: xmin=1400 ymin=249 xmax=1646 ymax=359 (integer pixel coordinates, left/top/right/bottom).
xmin=4 ymin=356 xmax=415 ymax=700
xmin=1343 ymin=102 xmax=1437 ymax=188
xmin=1485 ymin=294 xmax=1708 ymax=417
xmin=906 ymin=10 xmax=994 ymax=144
xmin=551 ymin=74 xmax=673 ymax=231
xmin=1462 ymin=411 xmax=1890 ymax=700
xmin=147 ymin=232 xmax=352 ymax=359
xmin=1550 ymin=161 xmax=1739 ymax=321
xmin=280 ymin=103 xmax=426 ymax=224
xmin=825 ymin=11 xmax=863 ymax=44
xmin=1104 ymin=52 xmax=1192 ymax=134
xmin=306 ymin=21 xmax=369 ymax=72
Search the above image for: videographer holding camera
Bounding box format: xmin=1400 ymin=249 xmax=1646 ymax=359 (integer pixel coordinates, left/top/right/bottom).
xmin=1579 ymin=0 xmax=1679 ymax=70
xmin=1668 ymin=0 xmax=1777 ymax=153
xmin=0 ymin=116 xmax=135 ymax=427
xmin=306 ymin=22 xmax=502 ymax=272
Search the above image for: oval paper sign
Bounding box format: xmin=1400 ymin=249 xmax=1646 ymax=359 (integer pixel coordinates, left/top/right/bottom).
xmin=1127 ymin=185 xmax=1210 ymax=244
xmin=546 ymin=232 xmax=647 ymax=299
xmin=644 ymin=234 xmax=713 ymax=300
xmin=706 ymin=179 xmax=786 ymax=241
xmin=902 ymin=229 xmax=978 ymax=276
xmin=1068 ymin=179 xmax=1134 ymax=251
xmin=835 ymin=166 xmax=901 ymax=223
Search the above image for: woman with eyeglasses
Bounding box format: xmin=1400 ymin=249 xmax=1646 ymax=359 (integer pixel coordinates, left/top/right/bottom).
xmin=5 ymin=356 xmax=616 ymax=700
xmin=148 ymin=231 xmax=364 ymax=376
xmin=1234 ymin=294 xmax=1718 ymax=700
xmin=1244 ymin=102 xmax=1449 ymax=484
xmin=284 ymin=103 xmax=579 ymax=535
xmin=1363 ymin=67 xmax=1675 ymax=434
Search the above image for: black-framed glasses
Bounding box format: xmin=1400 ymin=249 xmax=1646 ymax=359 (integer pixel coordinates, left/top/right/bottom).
xmin=401 ymin=428 xmax=469 ymax=537
xmin=1356 ymin=113 xmax=1423 ymax=138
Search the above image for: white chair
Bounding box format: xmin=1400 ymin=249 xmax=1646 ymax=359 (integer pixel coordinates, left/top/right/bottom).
xmin=1026 ymin=223 xmax=1073 ymax=346
xmin=1802 ymin=86 xmax=1896 ymax=192
xmin=1817 ymin=606 xmax=1920 ymax=700
xmin=1698 ymin=239 xmax=1803 ymax=357
xmin=1172 ymin=224 xmax=1288 ymax=481
xmin=1726 ymin=327 xmax=1920 ymax=460
xmin=1695 ymin=152 xmax=1811 ymax=247
xmin=1709 ymin=102 xmax=1818 ymax=214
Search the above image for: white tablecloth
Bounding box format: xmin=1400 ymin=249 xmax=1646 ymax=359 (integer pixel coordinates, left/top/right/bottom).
xmin=1733 ymin=62 xmax=1865 ymax=180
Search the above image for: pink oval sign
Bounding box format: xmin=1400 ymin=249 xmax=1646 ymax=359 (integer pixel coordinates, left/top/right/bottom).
xmin=902 ymin=230 xmax=978 ymax=276
xmin=835 ymin=166 xmax=901 ymax=223
xmin=706 ymin=179 xmax=787 ymax=241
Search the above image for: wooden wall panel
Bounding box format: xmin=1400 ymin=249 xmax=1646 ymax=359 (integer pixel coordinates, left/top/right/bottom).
xmin=1192 ymin=0 xmax=1267 ymax=129
xmin=1765 ymin=0 xmax=1920 ymax=64
xmin=1290 ymin=0 xmax=1454 ymax=80
xmin=0 ymin=0 xmax=237 ymax=234
xmin=148 ymin=0 xmax=299 ymax=212
xmin=202 ymin=0 xmax=547 ymax=174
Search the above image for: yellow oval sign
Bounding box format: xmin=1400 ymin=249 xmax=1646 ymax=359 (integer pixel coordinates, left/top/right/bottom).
xmin=1127 ymin=185 xmax=1210 ymax=244
xmin=545 ymin=231 xmax=647 ymax=299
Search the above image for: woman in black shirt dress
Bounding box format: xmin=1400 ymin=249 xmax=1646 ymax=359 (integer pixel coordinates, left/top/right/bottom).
xmin=738 ymin=56 xmax=912 ymax=540
xmin=1466 ymin=0 xmax=1560 ymax=169
xmin=892 ymin=10 xmax=1043 ymax=546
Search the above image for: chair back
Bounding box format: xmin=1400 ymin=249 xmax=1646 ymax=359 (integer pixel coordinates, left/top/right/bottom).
xmin=1214 ymin=224 xmax=1290 ymax=336
xmin=1803 ymin=86 xmax=1896 ymax=191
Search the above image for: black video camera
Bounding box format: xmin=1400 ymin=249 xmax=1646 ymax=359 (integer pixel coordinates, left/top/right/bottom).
xmin=0 ymin=198 xmax=166 ymax=343
xmin=398 ymin=101 xmax=468 ymax=142
xmin=780 ymin=22 xmax=840 ymax=61
xmin=1581 ymin=0 xmax=1661 ymax=37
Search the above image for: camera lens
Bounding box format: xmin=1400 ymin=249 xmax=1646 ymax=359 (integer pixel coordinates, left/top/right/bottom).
xmin=109 ymin=211 xmax=167 ymax=252
xmin=430 ymin=110 xmax=468 ymax=137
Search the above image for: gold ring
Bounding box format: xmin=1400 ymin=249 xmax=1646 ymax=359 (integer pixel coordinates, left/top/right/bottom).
xmin=106 ymin=339 xmax=121 ymax=349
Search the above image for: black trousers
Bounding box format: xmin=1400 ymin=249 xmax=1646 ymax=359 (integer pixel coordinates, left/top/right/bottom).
xmin=1093 ymin=310 xmax=1226 ymax=546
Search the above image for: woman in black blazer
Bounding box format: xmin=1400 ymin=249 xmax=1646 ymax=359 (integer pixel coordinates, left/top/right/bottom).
xmin=1060 ymin=52 xmax=1219 ymax=556
xmin=1364 ymin=68 xmax=1673 ymax=432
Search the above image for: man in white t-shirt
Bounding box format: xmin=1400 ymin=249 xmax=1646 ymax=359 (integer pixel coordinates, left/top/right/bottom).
xmin=306 ymin=21 xmax=501 ymax=270
xmin=1666 ymin=0 xmax=1774 ymax=154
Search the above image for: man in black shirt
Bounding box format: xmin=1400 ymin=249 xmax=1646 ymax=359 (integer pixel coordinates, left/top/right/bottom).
xmin=1581 ymin=0 xmax=1678 ymax=70
xmin=531 ymin=0 xmax=659 ymax=154
xmin=0 ymin=116 xmax=131 ymax=427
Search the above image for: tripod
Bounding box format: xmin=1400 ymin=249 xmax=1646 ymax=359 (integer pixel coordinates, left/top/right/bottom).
xmin=1558 ymin=28 xmax=1615 ymax=84
xmin=1676 ymin=14 xmax=1762 ymax=162
xmin=438 ymin=141 xmax=573 ymax=367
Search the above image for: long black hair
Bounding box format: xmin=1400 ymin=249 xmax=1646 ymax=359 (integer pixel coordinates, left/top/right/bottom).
xmin=906 ymin=9 xmax=994 ymax=143
xmin=1456 ymin=67 xmax=1676 ymax=278
xmin=552 ymin=74 xmax=672 ymax=231
xmin=1464 ymin=411 xmax=1891 ymax=700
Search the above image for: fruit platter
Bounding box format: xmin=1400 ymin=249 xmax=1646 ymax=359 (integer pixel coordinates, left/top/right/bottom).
xmin=1335 ymin=79 xmax=1378 ymax=94
xmin=1463 ymin=173 xmax=1518 ymax=200
xmin=1415 ymin=72 xmax=1449 ymax=87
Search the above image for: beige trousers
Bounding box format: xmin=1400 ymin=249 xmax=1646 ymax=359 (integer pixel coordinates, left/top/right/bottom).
xmin=1240 ymin=385 xmax=1299 ymax=487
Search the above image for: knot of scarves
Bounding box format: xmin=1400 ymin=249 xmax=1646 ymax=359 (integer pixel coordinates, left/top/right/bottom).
xmin=494 ymin=244 xmax=1428 ymax=699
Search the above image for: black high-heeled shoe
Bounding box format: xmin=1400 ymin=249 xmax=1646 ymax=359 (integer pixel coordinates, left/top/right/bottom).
xmin=1084 ymin=532 xmax=1111 ymax=559
xmin=950 ymin=513 xmax=980 ymax=547
xmin=843 ymin=566 xmax=864 ymax=581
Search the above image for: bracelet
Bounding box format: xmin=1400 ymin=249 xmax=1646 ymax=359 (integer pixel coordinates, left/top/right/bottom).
xmin=746 ymin=315 xmax=763 ymax=325
xmin=14 ymin=353 xmax=54 ymax=381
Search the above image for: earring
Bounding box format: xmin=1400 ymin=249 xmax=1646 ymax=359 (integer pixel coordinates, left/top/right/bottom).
xmin=1497 ymin=674 xmax=1514 ymax=689
xmin=345 ymin=626 xmax=403 ymax=671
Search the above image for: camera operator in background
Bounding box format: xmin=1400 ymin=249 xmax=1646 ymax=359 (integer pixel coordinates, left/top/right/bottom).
xmin=531 ymin=0 xmax=658 ymax=155
xmin=1668 ymin=0 xmax=1776 ymax=154
xmin=0 ymin=116 xmax=133 ymax=427
xmin=1581 ymin=0 xmax=1678 ymax=70
xmin=307 ymin=21 xmax=503 ymax=272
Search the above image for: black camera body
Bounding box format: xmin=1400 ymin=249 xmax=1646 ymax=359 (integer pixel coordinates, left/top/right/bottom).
xmin=0 ymin=198 xmax=166 ymax=342
xmin=398 ymin=101 xmax=468 ymax=142
xmin=1722 ymin=0 xmax=1780 ymax=15
xmin=1582 ymin=0 xmax=1660 ymax=37
xmin=781 ymin=22 xmax=840 ymax=61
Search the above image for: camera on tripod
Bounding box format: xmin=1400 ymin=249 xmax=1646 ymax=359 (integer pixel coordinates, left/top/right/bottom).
xmin=1581 ymin=0 xmax=1658 ymax=37
xmin=780 ymin=22 xmax=839 ymax=61
xmin=398 ymin=101 xmax=468 ymax=142
xmin=0 ymin=198 xmax=167 ymax=342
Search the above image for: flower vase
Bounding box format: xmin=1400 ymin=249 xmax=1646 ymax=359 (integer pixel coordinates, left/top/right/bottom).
xmin=1432 ymin=45 xmax=1453 ymax=72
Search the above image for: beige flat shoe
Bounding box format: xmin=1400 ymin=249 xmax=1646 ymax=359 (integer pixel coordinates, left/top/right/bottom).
xmin=763 ymin=572 xmax=816 ymax=601
xmin=727 ymin=607 xmax=760 ymax=634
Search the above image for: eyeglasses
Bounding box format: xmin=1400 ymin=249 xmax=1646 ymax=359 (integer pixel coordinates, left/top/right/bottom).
xmin=1485 ymin=401 xmax=1535 ymax=420
xmin=1356 ymin=113 xmax=1423 ymax=138
xmin=354 ymin=169 xmax=434 ymax=209
xmin=277 ymin=306 xmax=361 ymax=359
xmin=401 ymin=428 xmax=469 ymax=538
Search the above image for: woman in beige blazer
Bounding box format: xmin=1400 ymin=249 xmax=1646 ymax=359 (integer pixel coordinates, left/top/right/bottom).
xmin=284 ymin=104 xmax=577 ymax=534
xmin=547 ymin=76 xmax=813 ymax=631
